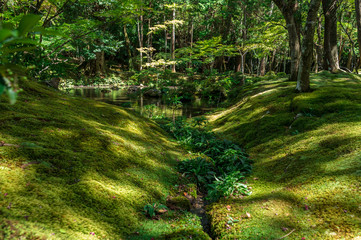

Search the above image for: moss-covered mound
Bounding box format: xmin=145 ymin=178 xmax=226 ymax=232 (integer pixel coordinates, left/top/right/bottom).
xmin=0 ymin=81 xmax=187 ymax=239
xmin=208 ymin=72 xmax=361 ymax=239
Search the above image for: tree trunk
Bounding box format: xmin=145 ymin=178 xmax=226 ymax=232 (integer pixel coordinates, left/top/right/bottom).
xmin=137 ymin=12 xmax=144 ymax=71
xmin=273 ymin=0 xmax=301 ymax=81
xmin=322 ymin=0 xmax=340 ymax=72
xmin=236 ymin=55 xmax=242 ymax=72
xmin=260 ymin=57 xmax=266 ymax=76
xmin=315 ymin=47 xmax=319 ymax=73
xmin=356 ymin=0 xmax=361 ymax=70
xmin=95 ymin=51 xmax=105 ymax=74
xmin=189 ymin=20 xmax=193 ymax=68
xmin=315 ymin=13 xmax=323 ymax=70
xmin=285 ymin=13 xmax=301 ymax=81
xmin=123 ymin=25 xmax=133 ymax=69
xmin=171 ymin=6 xmax=176 ymax=73
xmin=269 ymin=50 xmax=276 ymax=72
xmin=147 ymin=18 xmax=152 ymax=63
xmin=347 ymin=49 xmax=352 ymax=70
xmin=164 ymin=15 xmax=167 ymax=70
xmin=296 ymin=0 xmax=322 ymax=92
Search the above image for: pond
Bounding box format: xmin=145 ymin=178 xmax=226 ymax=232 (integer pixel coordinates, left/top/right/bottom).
xmin=64 ymin=87 xmax=217 ymax=119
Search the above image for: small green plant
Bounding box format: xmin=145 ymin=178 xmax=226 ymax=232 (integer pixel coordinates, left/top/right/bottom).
xmin=216 ymin=148 xmax=252 ymax=175
xmin=207 ymin=171 xmax=251 ymax=201
xmin=143 ymin=203 xmax=168 ymax=218
xmin=143 ymin=104 xmax=158 ymax=118
xmin=291 ymin=130 xmax=299 ymax=135
xmin=177 ymin=157 xmax=215 ymax=188
xmin=166 ymin=93 xmax=183 ymax=123
xmin=227 ymin=216 xmax=240 ymax=226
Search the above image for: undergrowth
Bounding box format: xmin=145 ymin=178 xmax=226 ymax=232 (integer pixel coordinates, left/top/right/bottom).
xmin=159 ymin=116 xmax=253 ymax=201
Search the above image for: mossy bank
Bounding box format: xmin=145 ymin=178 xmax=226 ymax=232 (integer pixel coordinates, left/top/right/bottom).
xmin=208 ymin=72 xmax=361 ymax=239
xmin=0 ymin=81 xmax=207 ymax=239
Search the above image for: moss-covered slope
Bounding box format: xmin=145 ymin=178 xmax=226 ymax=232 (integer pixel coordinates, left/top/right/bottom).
xmin=208 ymin=72 xmax=361 ymax=239
xmin=0 ymin=81 xmax=185 ymax=239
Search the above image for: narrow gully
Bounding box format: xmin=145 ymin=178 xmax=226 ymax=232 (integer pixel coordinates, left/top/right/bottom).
xmin=190 ymin=193 xmax=214 ymax=240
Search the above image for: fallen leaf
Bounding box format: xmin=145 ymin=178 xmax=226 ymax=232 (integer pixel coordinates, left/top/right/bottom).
xmin=157 ymin=209 xmax=167 ymax=214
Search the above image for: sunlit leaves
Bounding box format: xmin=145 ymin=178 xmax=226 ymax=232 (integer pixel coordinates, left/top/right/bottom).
xmin=17 ymin=14 xmax=42 ymax=37
xmin=0 ymin=14 xmax=41 ymax=103
xmin=176 ymin=37 xmax=239 ymax=65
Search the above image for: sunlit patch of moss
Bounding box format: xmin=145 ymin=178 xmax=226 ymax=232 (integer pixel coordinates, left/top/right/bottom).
xmin=129 ymin=211 xmax=211 ymax=240
xmin=209 ymin=72 xmax=361 ymax=239
xmin=0 ymin=80 xmax=186 ymax=239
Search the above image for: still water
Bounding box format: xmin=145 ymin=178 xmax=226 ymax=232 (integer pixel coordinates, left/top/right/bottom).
xmin=65 ymin=87 xmax=215 ymax=118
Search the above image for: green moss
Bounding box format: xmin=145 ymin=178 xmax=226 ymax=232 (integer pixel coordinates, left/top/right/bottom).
xmin=0 ymin=81 xmax=186 ymax=239
xmin=167 ymin=196 xmax=191 ymax=211
xmin=208 ymin=73 xmax=361 ymax=239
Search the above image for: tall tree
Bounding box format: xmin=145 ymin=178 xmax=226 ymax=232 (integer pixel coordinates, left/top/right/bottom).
xmin=273 ymin=0 xmax=301 ymax=82
xmin=296 ymin=0 xmax=323 ymax=92
xmin=356 ymin=0 xmax=361 ymax=70
xmin=323 ymin=0 xmax=340 ymax=72
xmin=171 ymin=3 xmax=176 ymax=72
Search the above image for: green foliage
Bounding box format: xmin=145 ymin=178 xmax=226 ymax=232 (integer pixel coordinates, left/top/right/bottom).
xmin=143 ymin=203 xmax=168 ymax=218
xmin=143 ymin=104 xmax=158 ymax=118
xmin=177 ymin=157 xmax=215 ymax=187
xmin=207 ymin=171 xmax=251 ymax=201
xmin=166 ymin=93 xmax=183 ymax=110
xmin=191 ymin=116 xmax=208 ymax=128
xmin=0 ymin=14 xmax=41 ymax=104
xmin=160 ymin=117 xmax=252 ymax=201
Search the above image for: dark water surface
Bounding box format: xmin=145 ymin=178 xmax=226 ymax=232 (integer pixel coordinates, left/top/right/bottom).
xmin=65 ymin=87 xmax=215 ymax=118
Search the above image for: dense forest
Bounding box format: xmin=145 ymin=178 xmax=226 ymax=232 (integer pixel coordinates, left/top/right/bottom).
xmin=0 ymin=0 xmax=361 ymax=240
xmin=0 ymin=0 xmax=360 ymax=95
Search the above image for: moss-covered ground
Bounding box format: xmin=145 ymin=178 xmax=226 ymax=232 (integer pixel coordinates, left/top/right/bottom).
xmin=208 ymin=72 xmax=361 ymax=239
xmin=0 ymin=80 xmax=208 ymax=239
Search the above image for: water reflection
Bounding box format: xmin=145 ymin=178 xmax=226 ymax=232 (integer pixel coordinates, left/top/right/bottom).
xmin=65 ymin=88 xmax=214 ymax=118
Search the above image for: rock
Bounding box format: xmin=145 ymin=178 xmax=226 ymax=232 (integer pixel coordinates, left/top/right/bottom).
xmin=127 ymin=85 xmax=141 ymax=94
xmin=46 ymin=77 xmax=61 ymax=89
xmin=143 ymin=88 xmax=162 ymax=97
